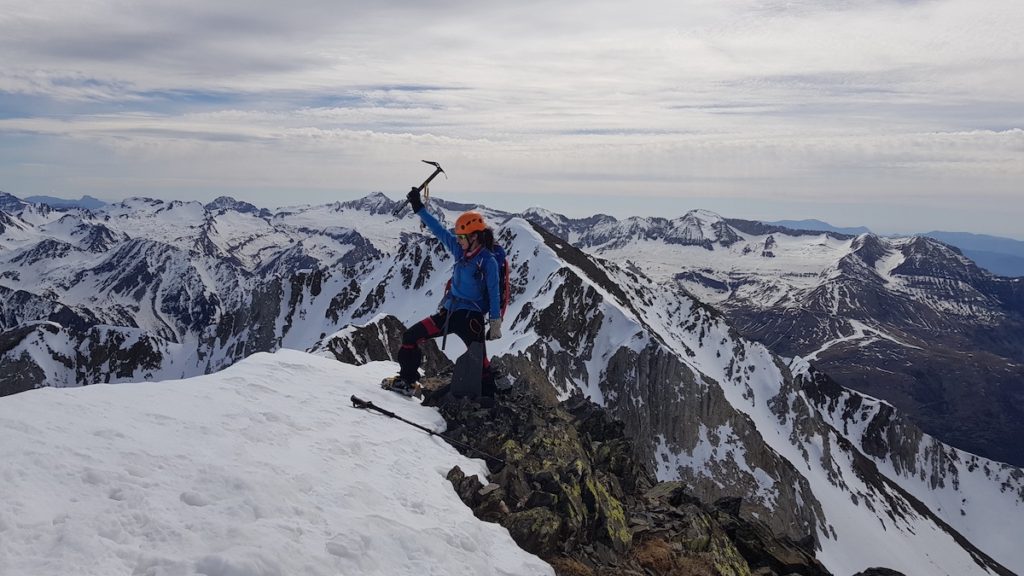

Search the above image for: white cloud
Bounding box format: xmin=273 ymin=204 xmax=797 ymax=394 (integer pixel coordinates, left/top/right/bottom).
xmin=0 ymin=0 xmax=1022 ymax=235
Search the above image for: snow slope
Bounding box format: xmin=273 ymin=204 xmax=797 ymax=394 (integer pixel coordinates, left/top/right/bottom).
xmin=0 ymin=350 xmax=553 ymax=576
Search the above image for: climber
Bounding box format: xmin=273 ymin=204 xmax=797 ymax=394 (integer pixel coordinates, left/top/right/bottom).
xmin=386 ymin=187 xmax=505 ymax=402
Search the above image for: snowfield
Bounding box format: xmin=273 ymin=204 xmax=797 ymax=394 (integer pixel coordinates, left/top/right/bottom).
xmin=0 ymin=350 xmax=554 ymax=576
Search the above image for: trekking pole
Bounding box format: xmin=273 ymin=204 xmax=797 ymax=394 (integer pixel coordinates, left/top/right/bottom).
xmin=350 ymin=395 xmax=504 ymax=465
xmin=392 ymin=160 xmax=446 ymax=217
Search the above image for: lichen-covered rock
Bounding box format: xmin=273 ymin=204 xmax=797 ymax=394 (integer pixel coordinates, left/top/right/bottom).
xmin=431 ymin=386 xmax=835 ymax=576
xmin=504 ymin=507 xmax=564 ymax=556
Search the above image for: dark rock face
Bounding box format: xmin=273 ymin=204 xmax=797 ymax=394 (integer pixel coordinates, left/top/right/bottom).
xmin=0 ymin=321 xmax=167 ymax=393
xmin=496 ymin=222 xmax=827 ymax=544
xmin=75 ymin=327 xmax=165 ymax=382
xmin=0 ymin=324 xmax=52 ymax=395
xmin=798 ymin=362 xmax=1024 ymax=503
xmin=0 ymin=192 xmax=27 ymax=213
xmin=311 ymin=314 xmax=452 ymax=377
xmin=11 ymin=239 xmax=74 ymax=265
xmin=721 ymin=235 xmax=1024 ymax=466
xmin=537 ymin=206 xmax=1023 ymax=468
xmin=600 ymin=340 xmax=825 ymax=543
xmin=0 ymin=286 xmax=101 ymax=333
xmin=336 ymin=191 xmax=398 ymax=215
xmin=428 ymin=386 xmax=832 ymax=576
xmin=77 ymin=223 xmax=124 ymax=253
xmin=205 ymin=196 xmax=261 ymax=215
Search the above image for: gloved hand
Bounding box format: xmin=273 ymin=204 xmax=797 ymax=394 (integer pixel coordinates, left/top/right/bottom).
xmin=407 ymin=187 xmax=424 ymax=213
xmin=487 ymin=318 xmax=503 ymax=340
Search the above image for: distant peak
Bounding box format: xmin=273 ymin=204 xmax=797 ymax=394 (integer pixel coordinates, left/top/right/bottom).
xmin=522 ymin=207 xmax=567 ymax=222
xmin=763 ymin=218 xmax=871 ymax=236
xmin=120 ymin=196 xmax=164 ymax=206
xmin=205 ymin=196 xmax=259 ymax=214
xmin=337 ymin=192 xmax=397 ymax=215
xmin=523 ymin=206 xmax=557 ymax=216
xmin=682 ymin=209 xmax=725 ymax=222
xmin=0 ymin=191 xmax=27 ymax=212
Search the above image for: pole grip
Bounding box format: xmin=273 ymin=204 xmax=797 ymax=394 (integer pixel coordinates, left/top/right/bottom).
xmin=351 ymin=395 xmax=397 ymax=418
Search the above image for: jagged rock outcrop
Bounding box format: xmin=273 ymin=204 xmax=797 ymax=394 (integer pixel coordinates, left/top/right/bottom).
xmin=428 ymin=385 xmax=832 ymax=576
xmin=204 ymin=196 xmax=265 ymax=216
xmin=0 ymin=321 xmax=167 ymax=392
xmin=490 ymin=222 xmax=827 ymax=544
xmin=0 ymin=191 xmax=27 ymax=213
xmin=336 ymin=191 xmax=398 ymax=215
xmin=310 ymin=314 xmax=452 ymax=376
xmin=602 ymin=340 xmax=825 ymax=543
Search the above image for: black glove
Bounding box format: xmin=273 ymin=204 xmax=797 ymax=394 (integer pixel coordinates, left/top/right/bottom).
xmin=407 ymin=187 xmax=424 ymax=213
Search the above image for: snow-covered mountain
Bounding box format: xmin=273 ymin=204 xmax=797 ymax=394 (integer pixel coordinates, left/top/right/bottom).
xmin=487 ymin=220 xmax=1020 ymax=575
xmin=529 ymin=208 xmax=1024 ymax=468
xmin=1 ymin=192 xmax=1022 ymax=575
xmin=0 ymin=349 xmax=555 ymax=576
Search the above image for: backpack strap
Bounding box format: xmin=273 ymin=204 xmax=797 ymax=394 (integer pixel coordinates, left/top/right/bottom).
xmin=476 ymin=246 xmax=510 ymax=319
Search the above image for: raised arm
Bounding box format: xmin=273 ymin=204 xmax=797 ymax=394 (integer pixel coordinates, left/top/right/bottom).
xmin=416 ymin=209 xmax=463 ymax=257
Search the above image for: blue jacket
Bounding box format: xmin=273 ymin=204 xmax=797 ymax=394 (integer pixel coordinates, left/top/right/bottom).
xmin=417 ymin=209 xmax=501 ymax=319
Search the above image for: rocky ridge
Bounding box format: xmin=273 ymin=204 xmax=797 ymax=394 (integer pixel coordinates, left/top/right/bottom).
xmin=439 ymin=389 xmax=833 ymax=576
xmin=330 ymin=315 xmax=834 ymax=576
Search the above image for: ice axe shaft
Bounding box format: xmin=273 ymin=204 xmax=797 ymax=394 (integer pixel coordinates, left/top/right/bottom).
xmin=392 ymin=160 xmax=445 ymax=216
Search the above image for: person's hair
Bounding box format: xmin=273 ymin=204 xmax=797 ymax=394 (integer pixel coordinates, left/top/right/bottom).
xmin=479 ymin=227 xmax=496 ymax=251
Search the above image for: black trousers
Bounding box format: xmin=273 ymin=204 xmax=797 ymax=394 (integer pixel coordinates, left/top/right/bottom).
xmin=398 ymin=308 xmax=494 ymax=395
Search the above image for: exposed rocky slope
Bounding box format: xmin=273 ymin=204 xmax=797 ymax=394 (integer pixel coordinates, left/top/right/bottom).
xmin=331 ymin=315 xmax=833 ymax=576
xmin=439 ymin=389 xmax=832 ymax=576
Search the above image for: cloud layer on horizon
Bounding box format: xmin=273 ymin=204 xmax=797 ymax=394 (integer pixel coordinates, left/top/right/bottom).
xmin=1 ymin=0 xmax=1022 ymax=234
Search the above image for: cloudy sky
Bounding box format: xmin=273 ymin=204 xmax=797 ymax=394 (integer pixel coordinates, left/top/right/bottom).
xmin=1 ymin=0 xmax=1022 ymax=237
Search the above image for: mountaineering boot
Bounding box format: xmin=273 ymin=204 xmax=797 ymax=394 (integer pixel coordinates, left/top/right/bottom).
xmin=381 ymin=376 xmax=421 ymax=398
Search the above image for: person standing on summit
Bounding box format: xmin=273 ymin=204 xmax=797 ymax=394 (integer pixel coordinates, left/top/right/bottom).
xmin=386 ymin=186 xmax=504 ymax=400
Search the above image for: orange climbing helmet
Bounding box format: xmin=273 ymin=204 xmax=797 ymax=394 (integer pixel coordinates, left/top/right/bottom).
xmin=455 ymin=211 xmax=487 ymax=235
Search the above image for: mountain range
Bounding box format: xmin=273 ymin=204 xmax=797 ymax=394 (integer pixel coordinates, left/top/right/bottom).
xmin=762 ymin=219 xmax=872 ymax=237
xmin=920 ymin=231 xmax=1024 ymax=278
xmin=524 ymin=207 xmax=1024 ymax=467
xmin=21 ymin=194 xmax=108 ymax=210
xmin=1 ymin=190 xmax=1022 ymax=575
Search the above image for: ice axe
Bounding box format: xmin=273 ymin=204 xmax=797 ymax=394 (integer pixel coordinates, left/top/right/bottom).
xmin=392 ymin=160 xmax=446 ymax=216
